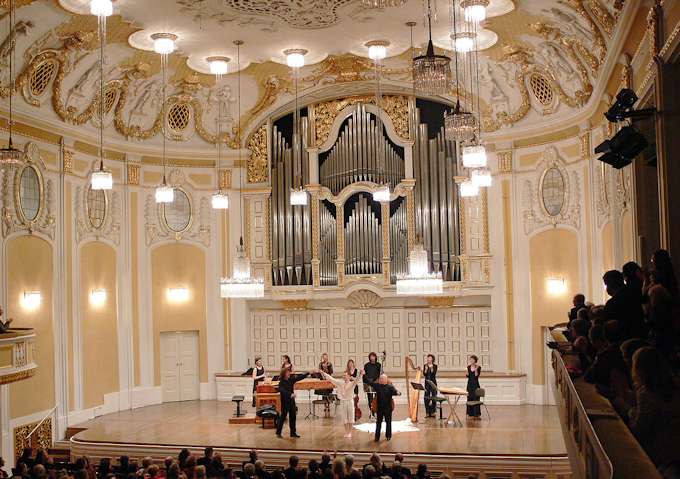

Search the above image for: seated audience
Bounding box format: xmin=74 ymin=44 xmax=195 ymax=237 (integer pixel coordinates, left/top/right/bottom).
xmin=198 ymin=448 xmax=213 ymax=468
xmin=603 ymin=270 xmax=646 ymax=340
xmin=284 ymin=456 xmax=305 ymax=479
xmin=628 ymin=347 xmax=680 ymax=478
xmin=585 ymin=322 xmax=628 ymax=395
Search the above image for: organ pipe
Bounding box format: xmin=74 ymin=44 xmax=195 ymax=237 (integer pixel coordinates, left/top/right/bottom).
xmin=344 ymin=193 xmax=382 ymax=276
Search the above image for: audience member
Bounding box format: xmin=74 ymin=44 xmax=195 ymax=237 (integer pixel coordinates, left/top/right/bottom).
xmin=569 ymin=294 xmax=586 ymax=322
xmin=622 ymin=261 xmax=644 ymax=300
xmin=319 ymin=455 xmax=331 ymax=475
xmin=629 ymin=347 xmax=680 ymax=477
xmin=307 ymin=461 xmax=321 ymax=479
xmin=414 ymin=465 xmax=429 ymax=479
xmin=284 ymin=456 xmax=305 ymax=479
xmin=603 ymin=270 xmax=646 ymax=340
xmin=198 ymin=448 xmax=213 ymax=468
xmin=254 ymin=461 xmax=269 ymax=479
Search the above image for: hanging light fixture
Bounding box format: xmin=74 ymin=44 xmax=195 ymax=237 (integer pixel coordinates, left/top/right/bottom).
xmin=452 ymin=31 xmax=475 ymax=53
xmin=445 ymin=100 xmax=477 ymax=142
xmin=366 ymin=40 xmax=391 ymax=203
xmin=462 ymin=143 xmax=487 ymax=168
xmin=361 ymin=0 xmax=407 ymax=7
xmin=471 ymin=167 xmax=492 ymax=187
xmin=210 ymin=56 xmax=231 ymax=210
xmin=89 ymin=0 xmax=113 ymax=190
xmin=396 ymin=242 xmax=443 ymax=295
xmin=221 ymin=40 xmax=264 ymax=299
xmin=412 ymin=0 xmax=451 ymax=95
xmin=0 ymin=0 xmax=23 ymax=166
xmin=459 ymin=179 xmax=479 ymax=197
xmin=461 ymin=0 xmax=489 ymax=23
xmin=153 ymin=33 xmax=176 ymax=203
xmin=284 ymin=48 xmax=309 ymax=206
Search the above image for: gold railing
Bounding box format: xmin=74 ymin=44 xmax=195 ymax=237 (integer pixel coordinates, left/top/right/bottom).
xmin=551 ymin=349 xmax=661 ymax=479
xmin=0 ymin=328 xmax=37 ymax=385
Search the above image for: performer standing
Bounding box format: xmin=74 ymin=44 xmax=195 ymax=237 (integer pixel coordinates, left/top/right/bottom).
xmin=316 ymin=353 xmax=334 ymax=415
xmin=251 ymin=357 xmax=266 ymax=407
xmin=281 ymin=355 xmax=293 ymax=372
xmin=362 ymin=352 xmax=381 ymax=419
xmin=466 ymin=355 xmax=482 ymax=419
xmin=346 ymin=359 xmax=359 ymax=395
xmin=365 ymin=373 xmax=401 ymax=441
xmin=423 ymin=354 xmax=438 ymax=417
xmin=320 ymin=369 xmax=363 ymax=438
xmin=276 ymin=368 xmax=314 ymax=438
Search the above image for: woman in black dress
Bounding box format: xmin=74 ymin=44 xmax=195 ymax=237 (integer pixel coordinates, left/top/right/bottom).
xmin=252 ymin=357 xmax=266 ymax=407
xmin=466 ymin=355 xmax=482 ymax=419
xmin=423 ymin=354 xmax=438 ymax=417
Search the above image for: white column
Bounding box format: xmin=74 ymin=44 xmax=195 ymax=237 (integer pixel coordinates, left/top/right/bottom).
xmin=229 ymin=299 xmax=249 ymax=371
xmin=205 ymin=211 xmax=225 ymax=397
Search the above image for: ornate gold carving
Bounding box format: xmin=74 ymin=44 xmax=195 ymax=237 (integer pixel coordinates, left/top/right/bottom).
xmin=560 ymin=0 xmax=608 ymax=60
xmin=579 ymin=132 xmax=591 ymax=160
xmin=585 ymin=0 xmax=615 ymax=36
xmin=62 ymin=148 xmax=74 ymax=174
xmin=426 ymin=296 xmax=456 ymax=308
xmin=648 ymin=1 xmax=661 ymax=58
xmin=244 ymin=197 xmax=251 ymax=257
xmin=482 ymin=189 xmax=490 ymax=254
xmin=14 ymin=417 xmax=52 ymax=462
xmin=497 ymin=151 xmax=512 ymax=173
xmin=0 ymin=368 xmax=35 ymax=385
xmin=348 ymin=289 xmax=381 ymax=309
xmin=528 ymin=73 xmax=555 ymax=106
xmin=219 ymin=169 xmax=232 ymax=189
xmin=127 ymin=163 xmax=140 ymax=185
xmin=247 ymin=124 xmax=268 ymax=184
xmin=167 ymin=103 xmax=191 ymax=132
xmin=279 ymin=300 xmax=309 ymax=311
xmin=313 ymin=95 xmax=410 ymax=147
xmin=303 ymin=55 xmax=374 ymax=84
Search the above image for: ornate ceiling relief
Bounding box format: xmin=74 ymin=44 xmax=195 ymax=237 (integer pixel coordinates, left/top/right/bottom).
xmin=144 ymin=169 xmax=211 ymax=246
xmin=1 ymin=143 xmax=56 ymax=239
xmin=522 ymin=146 xmax=581 ymax=235
xmin=246 ymin=124 xmax=268 ymax=184
xmin=74 ymin=162 xmax=121 ymax=245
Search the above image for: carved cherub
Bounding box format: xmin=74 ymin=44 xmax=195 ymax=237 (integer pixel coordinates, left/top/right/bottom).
xmin=0 ymin=306 xmax=13 ymax=334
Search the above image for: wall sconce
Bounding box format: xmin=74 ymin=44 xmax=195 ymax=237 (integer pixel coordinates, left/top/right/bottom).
xmin=546 ymin=277 xmax=567 ymax=296
xmin=21 ymin=291 xmax=41 ymax=311
xmin=167 ymin=287 xmax=190 ymax=303
xmin=90 ymin=289 xmax=107 ymax=307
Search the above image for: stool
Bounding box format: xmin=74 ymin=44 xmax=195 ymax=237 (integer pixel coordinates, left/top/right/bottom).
xmin=232 ymin=395 xmax=245 ymax=417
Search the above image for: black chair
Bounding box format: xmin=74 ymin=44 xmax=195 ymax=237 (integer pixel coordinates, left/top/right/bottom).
xmin=466 ymin=387 xmax=490 ymax=420
xmin=424 ymin=380 xmax=447 ymax=420
xmin=232 ymin=395 xmax=246 ymax=417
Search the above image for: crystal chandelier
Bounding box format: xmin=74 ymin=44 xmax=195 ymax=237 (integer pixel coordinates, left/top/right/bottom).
xmin=462 ymin=144 xmax=487 ymax=168
xmin=444 ymin=100 xmax=477 ymax=142
xmin=220 ymin=238 xmax=265 ymax=298
xmin=412 ymin=0 xmax=451 ymax=95
xmin=221 ymin=40 xmax=264 ymax=299
xmin=459 ymin=179 xmax=479 ymax=197
xmin=285 ymin=48 xmax=309 ymax=206
xmin=396 ymin=243 xmax=443 ymax=295
xmin=361 ymin=0 xmax=407 ymax=7
xmin=90 ymin=0 xmax=113 ymax=190
xmin=0 ymin=0 xmax=23 ymax=166
xmin=461 ymin=0 xmax=489 ymax=23
xmin=209 ymin=56 xmax=230 ymax=210
xmin=471 ymin=167 xmax=492 ymax=187
xmin=153 ymin=33 xmax=176 ymax=203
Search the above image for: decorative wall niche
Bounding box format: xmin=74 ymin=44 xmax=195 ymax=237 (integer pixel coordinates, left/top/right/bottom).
xmin=522 ymin=146 xmax=581 ymax=235
xmin=1 ymin=143 xmax=56 ymax=238
xmin=145 ymin=169 xmax=211 ymax=246
xmin=75 ymin=164 xmax=121 ymax=245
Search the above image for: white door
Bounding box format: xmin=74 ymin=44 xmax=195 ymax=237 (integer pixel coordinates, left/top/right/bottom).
xmin=160 ymin=331 xmax=200 ymax=402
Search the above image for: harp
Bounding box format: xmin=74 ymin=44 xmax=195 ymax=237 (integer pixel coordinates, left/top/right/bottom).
xmin=405 ymin=357 xmax=422 ymax=422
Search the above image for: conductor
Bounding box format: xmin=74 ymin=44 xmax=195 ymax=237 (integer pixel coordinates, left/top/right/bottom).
xmin=276 ymin=367 xmax=315 ymax=438
xmin=364 ymin=373 xmax=401 ymax=441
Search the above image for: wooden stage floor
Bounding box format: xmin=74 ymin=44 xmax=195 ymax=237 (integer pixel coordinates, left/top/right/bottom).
xmin=71 ymin=401 xmax=566 ymax=457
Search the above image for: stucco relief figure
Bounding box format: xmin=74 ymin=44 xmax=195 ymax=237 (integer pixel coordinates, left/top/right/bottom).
xmin=128 ymin=79 xmax=161 ymax=126
xmin=480 ymin=62 xmax=510 ymax=116
xmin=538 ymin=42 xmax=581 ymax=94
xmin=544 ymin=7 xmax=592 ymax=41
xmin=206 ymin=84 xmax=237 ymax=130
xmin=0 ymin=20 xmax=33 ymax=82
xmin=66 ymin=59 xmax=100 ymax=109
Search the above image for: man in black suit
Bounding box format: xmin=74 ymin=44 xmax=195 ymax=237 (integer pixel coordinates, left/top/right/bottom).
xmin=363 ymin=352 xmax=382 ymax=419
xmin=603 ymin=270 xmax=646 ymax=340
xmin=197 ymin=447 xmax=213 ymax=468
xmin=276 ymin=368 xmax=314 ymax=438
xmin=568 ymin=294 xmax=586 ymax=322
xmin=364 ymin=373 xmax=401 ymax=441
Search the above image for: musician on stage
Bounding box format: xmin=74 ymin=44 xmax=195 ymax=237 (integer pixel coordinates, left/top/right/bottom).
xmin=362 ymin=352 xmax=381 ymax=419
xmin=423 ymin=354 xmax=438 ymax=417
xmin=316 ymin=353 xmax=334 ymax=416
xmin=364 ymin=373 xmax=401 ymax=441
xmin=320 ymin=369 xmax=363 ymax=438
xmin=281 ymin=355 xmax=293 ymax=372
xmin=251 ymin=357 xmax=266 ymax=407
xmin=276 ymin=367 xmax=316 ymax=438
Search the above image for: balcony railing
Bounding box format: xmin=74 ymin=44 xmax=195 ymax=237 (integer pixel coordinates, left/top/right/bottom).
xmin=0 ymin=328 xmax=37 ymax=385
xmin=550 ymin=346 xmax=661 ymax=479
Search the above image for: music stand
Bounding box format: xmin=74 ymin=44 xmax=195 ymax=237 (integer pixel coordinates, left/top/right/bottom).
xmin=410 ymin=382 xmax=425 ymax=391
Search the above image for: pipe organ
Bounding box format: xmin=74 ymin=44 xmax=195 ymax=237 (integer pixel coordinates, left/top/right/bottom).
xmin=268 ymin=97 xmax=462 ymax=288
xmin=319 ymin=105 xmax=405 ymax=194
xmin=270 ymin=118 xmax=313 ymax=286
xmin=344 ymin=193 xmax=382 ymax=276
xmin=413 ymin=106 xmax=461 ymax=282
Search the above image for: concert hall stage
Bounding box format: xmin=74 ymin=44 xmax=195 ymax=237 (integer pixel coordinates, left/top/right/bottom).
xmin=69 ymin=401 xmax=571 ymax=477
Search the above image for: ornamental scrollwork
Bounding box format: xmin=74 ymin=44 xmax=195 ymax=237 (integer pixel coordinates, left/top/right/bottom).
xmin=247 ymin=124 xmax=268 ymax=184
xmin=74 ymin=166 xmax=121 ymax=246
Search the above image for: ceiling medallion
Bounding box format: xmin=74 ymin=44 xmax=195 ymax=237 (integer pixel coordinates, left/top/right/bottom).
xmin=223 ymin=0 xmax=354 ymax=29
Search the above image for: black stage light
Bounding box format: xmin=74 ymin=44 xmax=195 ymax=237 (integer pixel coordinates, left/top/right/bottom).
xmin=605 ymin=88 xmax=639 ymax=122
xmin=595 ymin=125 xmax=648 ymax=169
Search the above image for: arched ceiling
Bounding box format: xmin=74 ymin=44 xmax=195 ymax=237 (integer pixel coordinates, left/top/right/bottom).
xmin=0 ymin=0 xmax=625 ymax=157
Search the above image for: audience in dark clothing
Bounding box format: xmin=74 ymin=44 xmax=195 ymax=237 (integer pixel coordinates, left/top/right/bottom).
xmin=603 ymin=270 xmax=646 ymax=340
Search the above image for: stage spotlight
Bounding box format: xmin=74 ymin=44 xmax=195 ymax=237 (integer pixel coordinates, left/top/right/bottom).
xmin=605 ymin=88 xmax=638 ymax=122
xmin=595 ymin=125 xmax=648 ymax=169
